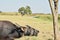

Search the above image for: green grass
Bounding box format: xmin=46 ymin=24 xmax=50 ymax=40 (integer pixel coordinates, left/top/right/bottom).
xmin=34 ymin=15 xmax=52 ymax=21
xmin=34 ymin=15 xmax=60 ymax=23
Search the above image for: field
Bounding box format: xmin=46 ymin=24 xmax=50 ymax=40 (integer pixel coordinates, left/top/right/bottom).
xmin=0 ymin=13 xmax=60 ymax=40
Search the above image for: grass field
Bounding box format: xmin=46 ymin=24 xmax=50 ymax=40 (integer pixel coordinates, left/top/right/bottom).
xmin=0 ymin=14 xmax=60 ymax=40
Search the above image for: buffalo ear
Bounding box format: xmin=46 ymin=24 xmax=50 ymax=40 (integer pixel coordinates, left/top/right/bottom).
xmin=21 ymin=27 xmax=26 ymax=32
xmin=21 ymin=27 xmax=24 ymax=32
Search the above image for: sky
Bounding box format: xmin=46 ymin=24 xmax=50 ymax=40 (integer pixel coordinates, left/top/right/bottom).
xmin=0 ymin=0 xmax=60 ymax=13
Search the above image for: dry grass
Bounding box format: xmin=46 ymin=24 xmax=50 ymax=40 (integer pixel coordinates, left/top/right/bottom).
xmin=0 ymin=14 xmax=60 ymax=40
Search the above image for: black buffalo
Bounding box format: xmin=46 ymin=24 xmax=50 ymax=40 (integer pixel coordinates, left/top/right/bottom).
xmin=0 ymin=21 xmax=39 ymax=40
xmin=0 ymin=21 xmax=24 ymax=40
xmin=21 ymin=25 xmax=39 ymax=36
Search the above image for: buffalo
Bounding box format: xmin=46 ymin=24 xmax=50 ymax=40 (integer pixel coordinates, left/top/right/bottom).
xmin=0 ymin=21 xmax=24 ymax=40
xmin=0 ymin=20 xmax=39 ymax=40
xmin=21 ymin=25 xmax=39 ymax=36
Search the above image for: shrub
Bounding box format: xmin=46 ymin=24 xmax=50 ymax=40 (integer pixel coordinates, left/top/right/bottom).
xmin=0 ymin=11 xmax=2 ymax=13
xmin=48 ymin=38 xmax=53 ymax=40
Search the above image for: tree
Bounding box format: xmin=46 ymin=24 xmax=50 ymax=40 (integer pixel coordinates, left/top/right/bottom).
xmin=26 ymin=6 xmax=32 ymax=15
xmin=48 ymin=0 xmax=59 ymax=40
xmin=18 ymin=7 xmax=25 ymax=16
xmin=18 ymin=6 xmax=32 ymax=16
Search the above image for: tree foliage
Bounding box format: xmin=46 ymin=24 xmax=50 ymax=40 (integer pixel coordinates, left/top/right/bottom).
xmin=26 ymin=6 xmax=32 ymax=15
xmin=18 ymin=7 xmax=25 ymax=16
xmin=18 ymin=6 xmax=32 ymax=16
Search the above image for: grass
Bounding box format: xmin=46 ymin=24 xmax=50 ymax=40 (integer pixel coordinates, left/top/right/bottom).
xmin=34 ymin=15 xmax=52 ymax=21
xmin=0 ymin=14 xmax=60 ymax=40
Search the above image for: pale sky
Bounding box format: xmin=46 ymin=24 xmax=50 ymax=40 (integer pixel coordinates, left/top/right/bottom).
xmin=0 ymin=0 xmax=60 ymax=13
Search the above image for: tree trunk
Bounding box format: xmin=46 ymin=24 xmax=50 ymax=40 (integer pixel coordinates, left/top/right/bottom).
xmin=48 ymin=0 xmax=59 ymax=40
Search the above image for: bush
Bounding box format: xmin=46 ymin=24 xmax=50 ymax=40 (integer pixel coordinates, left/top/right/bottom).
xmin=48 ymin=38 xmax=53 ymax=40
xmin=34 ymin=16 xmax=40 ymax=18
xmin=0 ymin=11 xmax=2 ymax=13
